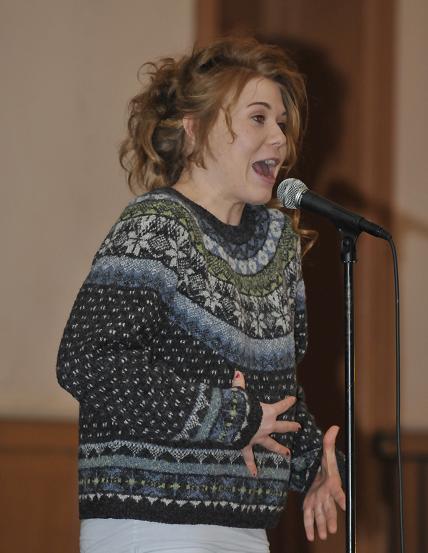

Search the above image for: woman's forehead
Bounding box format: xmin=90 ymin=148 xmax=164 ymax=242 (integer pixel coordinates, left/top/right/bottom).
xmin=231 ymin=77 xmax=286 ymax=113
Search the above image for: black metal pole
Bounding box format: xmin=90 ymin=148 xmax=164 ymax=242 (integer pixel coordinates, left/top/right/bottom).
xmin=340 ymin=232 xmax=358 ymax=553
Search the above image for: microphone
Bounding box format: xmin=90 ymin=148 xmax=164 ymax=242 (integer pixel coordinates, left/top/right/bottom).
xmin=277 ymin=178 xmax=391 ymax=240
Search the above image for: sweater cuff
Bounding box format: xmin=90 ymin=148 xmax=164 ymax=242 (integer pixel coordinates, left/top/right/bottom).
xmin=233 ymin=389 xmax=263 ymax=449
xmin=290 ymin=448 xmax=323 ymax=494
xmin=203 ymin=387 xmax=262 ymax=448
xmin=295 ymin=448 xmax=346 ymax=501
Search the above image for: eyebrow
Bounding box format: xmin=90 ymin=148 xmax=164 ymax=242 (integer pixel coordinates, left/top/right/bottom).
xmin=247 ymin=101 xmax=287 ymax=116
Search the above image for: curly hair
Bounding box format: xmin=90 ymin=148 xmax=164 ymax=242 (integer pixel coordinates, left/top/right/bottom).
xmin=119 ymin=36 xmax=316 ymax=252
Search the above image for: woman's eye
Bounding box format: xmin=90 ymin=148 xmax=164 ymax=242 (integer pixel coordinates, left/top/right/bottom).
xmin=252 ymin=114 xmax=265 ymax=124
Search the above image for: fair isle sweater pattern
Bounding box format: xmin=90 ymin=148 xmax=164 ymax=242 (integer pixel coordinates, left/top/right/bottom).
xmin=57 ymin=187 xmax=324 ymax=529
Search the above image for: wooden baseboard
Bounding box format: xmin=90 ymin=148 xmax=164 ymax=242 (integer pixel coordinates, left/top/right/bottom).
xmin=0 ymin=419 xmax=79 ymax=553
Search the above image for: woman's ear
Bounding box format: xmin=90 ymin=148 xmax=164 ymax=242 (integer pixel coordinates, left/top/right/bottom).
xmin=182 ymin=116 xmax=197 ymax=142
xmin=182 ymin=115 xmax=197 ymax=155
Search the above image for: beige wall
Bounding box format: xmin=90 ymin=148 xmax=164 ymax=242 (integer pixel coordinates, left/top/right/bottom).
xmin=0 ymin=0 xmax=195 ymax=418
xmin=394 ymin=0 xmax=428 ymax=429
xmin=1 ymin=0 xmax=426 ymax=430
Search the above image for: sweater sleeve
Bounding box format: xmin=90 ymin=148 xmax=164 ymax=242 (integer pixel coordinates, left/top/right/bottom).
xmin=288 ymin=237 xmax=345 ymax=494
xmin=56 ymin=205 xmax=262 ymax=448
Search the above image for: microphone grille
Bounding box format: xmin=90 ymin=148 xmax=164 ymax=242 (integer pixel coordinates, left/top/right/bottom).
xmin=276 ymin=178 xmax=308 ymax=209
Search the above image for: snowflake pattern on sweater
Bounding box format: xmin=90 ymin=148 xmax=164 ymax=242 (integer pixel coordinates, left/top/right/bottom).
xmin=57 ymin=187 xmax=324 ymax=528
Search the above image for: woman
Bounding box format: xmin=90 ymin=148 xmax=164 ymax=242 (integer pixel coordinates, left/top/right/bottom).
xmin=57 ymin=37 xmax=345 ymax=553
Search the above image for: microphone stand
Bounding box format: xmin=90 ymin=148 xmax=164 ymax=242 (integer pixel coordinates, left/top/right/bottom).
xmin=340 ymin=229 xmax=359 ymax=553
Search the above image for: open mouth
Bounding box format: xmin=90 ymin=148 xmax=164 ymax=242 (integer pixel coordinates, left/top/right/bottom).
xmin=252 ymin=158 xmax=280 ymax=180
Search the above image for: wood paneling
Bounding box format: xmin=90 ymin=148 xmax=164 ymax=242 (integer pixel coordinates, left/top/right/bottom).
xmin=0 ymin=420 xmax=79 ymax=553
xmin=376 ymin=432 xmax=428 ymax=553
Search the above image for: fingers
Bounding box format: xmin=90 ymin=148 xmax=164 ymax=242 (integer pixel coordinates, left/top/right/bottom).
xmin=332 ymin=486 xmax=347 ymax=511
xmin=322 ymin=426 xmax=341 ymax=474
xmin=274 ymin=420 xmax=301 ymax=434
xmin=323 ymin=425 xmax=340 ymax=459
xmin=325 ymin=496 xmax=338 ymax=534
xmin=271 ymin=395 xmax=297 ymax=415
xmin=231 ymin=374 xmax=297 ymax=422
xmin=303 ymin=425 xmax=346 ymax=542
xmin=314 ymin=504 xmax=328 ymax=540
xmin=259 ymin=436 xmax=291 ymax=458
xmin=241 ymin=444 xmax=257 ymax=477
xmin=304 ymin=496 xmax=337 ymax=541
xmin=232 ymin=371 xmax=246 ymax=389
xmin=259 ymin=399 xmax=300 ymax=437
xmin=303 ymin=504 xmax=315 ymax=541
xmin=303 ymin=471 xmax=345 ymax=541
xmin=324 ymin=424 xmax=340 ymax=446
xmin=232 ymin=374 xmax=298 ymax=469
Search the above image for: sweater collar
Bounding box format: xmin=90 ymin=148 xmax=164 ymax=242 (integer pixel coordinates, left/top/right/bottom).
xmin=156 ymin=187 xmax=260 ymax=245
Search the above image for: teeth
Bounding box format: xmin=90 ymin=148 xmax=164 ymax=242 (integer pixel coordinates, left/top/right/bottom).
xmin=264 ymin=159 xmax=277 ymax=166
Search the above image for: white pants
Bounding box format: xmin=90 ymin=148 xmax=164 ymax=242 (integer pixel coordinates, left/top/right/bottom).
xmin=80 ymin=519 xmax=270 ymax=553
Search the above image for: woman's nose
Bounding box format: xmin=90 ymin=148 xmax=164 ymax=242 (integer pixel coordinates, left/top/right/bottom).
xmin=268 ymin=122 xmax=287 ymax=147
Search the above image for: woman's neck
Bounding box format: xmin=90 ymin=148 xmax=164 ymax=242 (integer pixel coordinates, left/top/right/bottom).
xmin=172 ymin=173 xmax=245 ymax=227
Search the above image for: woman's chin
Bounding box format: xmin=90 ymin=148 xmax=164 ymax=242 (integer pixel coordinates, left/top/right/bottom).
xmin=247 ymin=186 xmax=274 ymax=205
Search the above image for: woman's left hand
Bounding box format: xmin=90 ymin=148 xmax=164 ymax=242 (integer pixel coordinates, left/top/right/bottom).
xmin=303 ymin=425 xmax=346 ymax=541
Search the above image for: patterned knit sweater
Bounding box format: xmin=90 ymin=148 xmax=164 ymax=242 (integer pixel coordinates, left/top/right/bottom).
xmin=57 ymin=187 xmax=324 ymax=529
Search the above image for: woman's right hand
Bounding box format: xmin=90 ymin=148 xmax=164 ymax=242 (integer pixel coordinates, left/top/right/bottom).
xmin=232 ymin=371 xmax=300 ymax=477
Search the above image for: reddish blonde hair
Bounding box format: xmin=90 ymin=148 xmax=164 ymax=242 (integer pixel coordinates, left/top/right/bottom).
xmin=119 ymin=36 xmax=316 ymax=252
